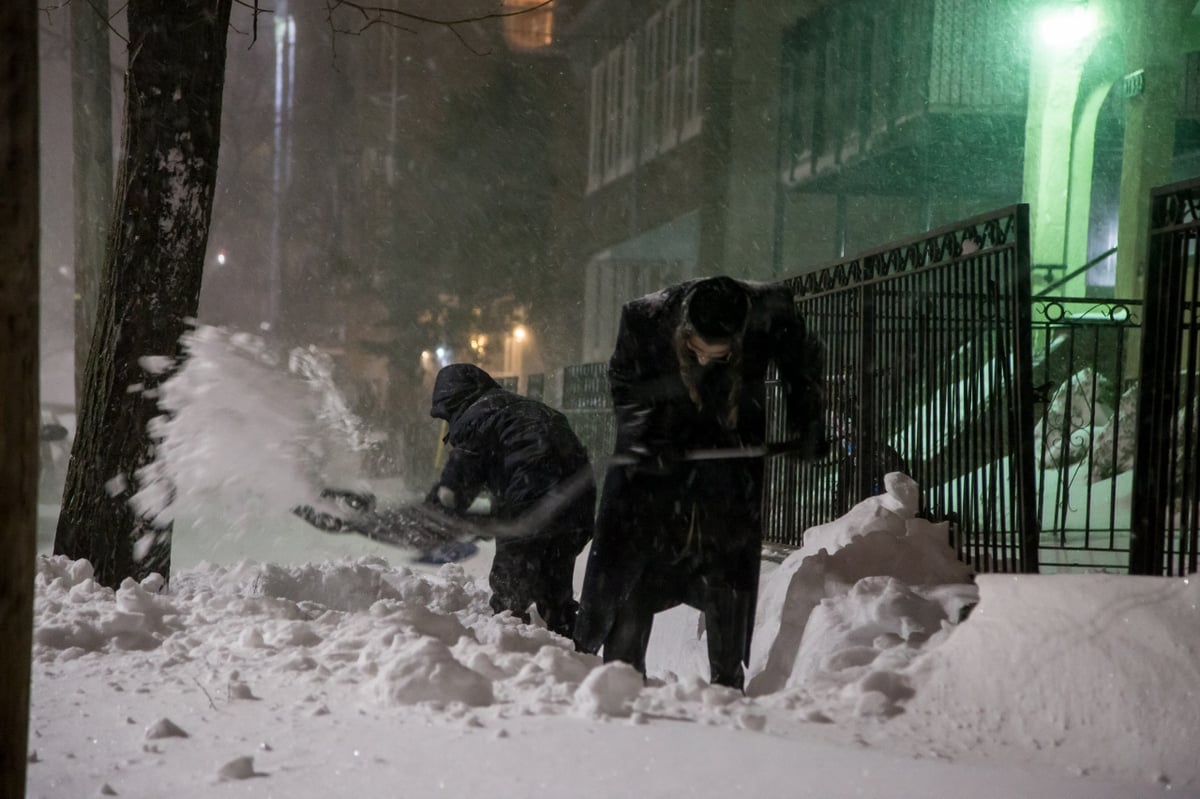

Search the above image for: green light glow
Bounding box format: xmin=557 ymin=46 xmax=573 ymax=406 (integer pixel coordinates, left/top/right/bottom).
xmin=1036 ymin=4 xmax=1100 ymax=50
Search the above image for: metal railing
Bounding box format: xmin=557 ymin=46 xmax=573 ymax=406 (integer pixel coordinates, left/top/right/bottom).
xmin=560 ymin=363 xmax=616 ymax=478
xmin=774 ymin=205 xmax=1038 ymax=571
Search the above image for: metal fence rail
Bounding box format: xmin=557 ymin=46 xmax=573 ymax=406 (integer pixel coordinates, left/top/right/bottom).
xmin=775 ymin=205 xmax=1038 ymax=571
xmin=1132 ymin=177 xmax=1200 ymax=576
xmin=560 ymin=362 xmax=616 ymax=477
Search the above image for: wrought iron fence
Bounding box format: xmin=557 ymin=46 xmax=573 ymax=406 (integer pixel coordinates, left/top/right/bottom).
xmin=1132 ymin=177 xmax=1200 ymax=576
xmin=560 ymin=362 xmax=616 ymax=474
xmin=774 ymin=205 xmax=1038 ymax=572
xmin=1030 ymin=298 xmax=1141 ymax=572
xmin=526 ymin=372 xmax=545 ymax=402
xmin=556 ymin=208 xmax=1039 ymax=574
xmin=551 ymin=190 xmax=1200 ymax=578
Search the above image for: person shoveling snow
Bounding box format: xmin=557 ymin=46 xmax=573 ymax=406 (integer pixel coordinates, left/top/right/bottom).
xmin=407 ymin=363 xmax=593 ymax=637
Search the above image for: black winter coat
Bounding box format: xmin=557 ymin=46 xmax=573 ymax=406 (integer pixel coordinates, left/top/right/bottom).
xmin=430 ymin=364 xmax=593 ymax=530
xmin=607 ymin=278 xmax=824 ymax=457
xmin=575 ymin=278 xmax=824 ymax=653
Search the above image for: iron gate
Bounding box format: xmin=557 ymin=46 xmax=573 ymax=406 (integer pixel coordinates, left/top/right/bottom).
xmin=770 ymin=205 xmax=1039 ymax=572
xmin=1030 ymin=297 xmax=1141 ymax=572
xmin=1131 ymin=177 xmax=1200 ymax=576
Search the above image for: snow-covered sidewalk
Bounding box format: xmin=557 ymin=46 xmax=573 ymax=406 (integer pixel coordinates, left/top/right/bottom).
xmin=26 ymin=474 xmax=1199 ymax=798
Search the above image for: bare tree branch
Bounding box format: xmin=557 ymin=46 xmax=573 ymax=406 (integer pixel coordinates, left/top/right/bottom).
xmin=331 ymin=0 xmax=552 ymax=28
xmin=230 ymin=0 xmax=271 ymax=46
xmin=324 ymin=0 xmax=554 ymax=55
xmin=40 ymin=0 xmax=130 ymax=44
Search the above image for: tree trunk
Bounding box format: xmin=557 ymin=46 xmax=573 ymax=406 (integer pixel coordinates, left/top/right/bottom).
xmin=70 ymin=0 xmax=113 ymax=402
xmin=54 ymin=0 xmax=233 ymax=588
xmin=0 ymin=2 xmax=40 ymax=794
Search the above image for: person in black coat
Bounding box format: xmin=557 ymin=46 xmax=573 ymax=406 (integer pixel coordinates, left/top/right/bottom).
xmin=428 ymin=363 xmax=595 ymax=638
xmin=573 ymin=276 xmax=825 ymax=690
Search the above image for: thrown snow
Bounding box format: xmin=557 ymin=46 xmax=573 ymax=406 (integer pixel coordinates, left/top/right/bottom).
xmin=26 ymin=472 xmax=1199 ymax=798
xmin=131 ymin=325 xmax=377 ymax=534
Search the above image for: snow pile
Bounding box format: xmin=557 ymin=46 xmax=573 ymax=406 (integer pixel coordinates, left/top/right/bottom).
xmin=901 ymin=573 xmax=1200 ymax=786
xmin=33 ymin=558 xmax=180 ymax=656
xmin=1035 ymin=368 xmax=1113 ymax=467
xmin=574 ymin=662 xmax=644 ymax=717
xmin=370 ymin=637 xmax=496 ymax=707
xmin=131 ymin=325 xmax=372 ymax=533
xmin=746 ymin=472 xmax=975 ymax=698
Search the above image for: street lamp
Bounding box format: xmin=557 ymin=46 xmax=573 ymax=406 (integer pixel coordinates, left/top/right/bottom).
xmin=1035 ymin=3 xmax=1099 ymax=51
xmin=507 ymin=324 xmax=529 ymax=392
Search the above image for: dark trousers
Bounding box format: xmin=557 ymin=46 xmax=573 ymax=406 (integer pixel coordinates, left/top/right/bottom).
xmin=577 ymin=460 xmax=762 ymax=690
xmin=601 ymin=573 xmax=757 ymax=691
xmin=489 ymin=490 xmax=594 ymax=639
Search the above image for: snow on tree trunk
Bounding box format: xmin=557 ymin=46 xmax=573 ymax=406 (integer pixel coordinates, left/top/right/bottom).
xmin=0 ymin=3 xmax=40 ymax=794
xmin=55 ymin=0 xmax=234 ymax=588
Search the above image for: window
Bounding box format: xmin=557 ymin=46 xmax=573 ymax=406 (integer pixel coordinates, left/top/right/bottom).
xmin=501 ymin=0 xmax=554 ymax=50
xmin=620 ymin=36 xmax=639 ymax=175
xmin=660 ymin=0 xmax=681 ymax=151
xmin=587 ymin=62 xmax=604 ymax=191
xmin=641 ymin=13 xmax=661 ymax=160
xmin=584 ymin=0 xmax=702 ymax=193
xmin=680 ymin=0 xmax=703 ymax=140
xmin=604 ymin=46 xmax=623 ymax=182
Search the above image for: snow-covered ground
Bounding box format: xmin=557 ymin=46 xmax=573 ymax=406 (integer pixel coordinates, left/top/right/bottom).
xmin=25 ymin=326 xmax=1200 ymax=797
xmin=26 ymin=473 xmax=1200 ymax=798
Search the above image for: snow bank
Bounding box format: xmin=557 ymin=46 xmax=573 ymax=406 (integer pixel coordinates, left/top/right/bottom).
xmin=901 ymin=573 xmax=1200 ymax=786
xmin=746 ymin=472 xmax=975 ymax=697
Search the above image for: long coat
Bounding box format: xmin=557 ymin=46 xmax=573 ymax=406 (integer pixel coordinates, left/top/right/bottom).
xmin=430 ymin=364 xmax=595 ymax=636
xmin=574 ymin=278 xmax=824 ymax=678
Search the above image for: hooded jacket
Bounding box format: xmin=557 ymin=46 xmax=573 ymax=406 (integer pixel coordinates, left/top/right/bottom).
xmin=430 ymin=364 xmax=591 ymax=519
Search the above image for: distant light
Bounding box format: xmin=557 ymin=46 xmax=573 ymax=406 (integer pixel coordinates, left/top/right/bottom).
xmin=513 ymin=325 xmax=528 ymax=343
xmin=502 ymin=0 xmax=553 ymax=50
xmin=1036 ymin=4 xmax=1099 ymax=50
xmin=436 ymin=347 xmax=448 ymax=362
xmin=421 ymin=350 xmax=432 ymax=361
xmin=216 ymin=249 xmax=227 ymax=265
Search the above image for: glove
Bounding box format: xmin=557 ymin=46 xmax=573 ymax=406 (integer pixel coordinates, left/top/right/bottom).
xmin=425 ymin=484 xmax=459 ymax=510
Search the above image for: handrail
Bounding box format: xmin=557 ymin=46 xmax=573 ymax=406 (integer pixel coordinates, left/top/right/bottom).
xmin=1035 ymin=246 xmax=1117 ymax=296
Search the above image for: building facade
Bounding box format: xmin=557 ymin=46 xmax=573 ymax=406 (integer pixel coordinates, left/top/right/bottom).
xmin=550 ymin=0 xmax=1200 ymax=365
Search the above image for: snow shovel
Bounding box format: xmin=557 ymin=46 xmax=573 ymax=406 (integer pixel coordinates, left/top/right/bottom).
xmin=292 ymin=490 xmax=486 ymax=556
xmin=293 ymin=439 xmax=809 ymax=561
xmin=602 ymin=438 xmax=812 ymax=467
